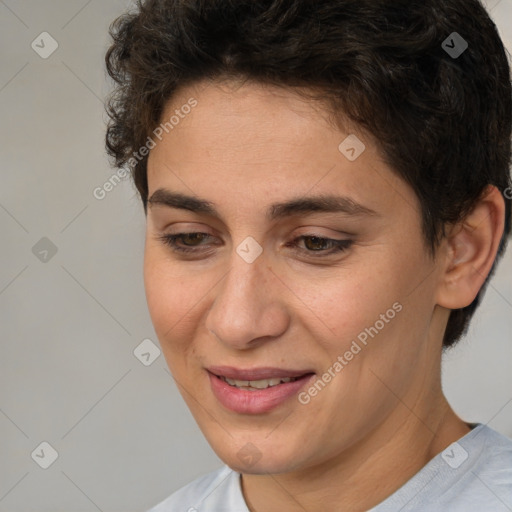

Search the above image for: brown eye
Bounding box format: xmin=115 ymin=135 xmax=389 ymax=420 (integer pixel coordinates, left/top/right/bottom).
xmin=303 ymin=236 xmax=332 ymax=251
xmin=179 ymin=233 xmax=209 ymax=246
xmin=156 ymin=232 xmax=214 ymax=254
xmin=287 ymin=235 xmax=353 ymax=257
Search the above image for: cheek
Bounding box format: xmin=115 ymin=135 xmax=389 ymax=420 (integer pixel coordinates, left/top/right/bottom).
xmin=143 ymin=245 xmax=224 ymax=371
xmin=313 ymin=258 xmax=436 ymax=406
xmin=289 ymin=260 xmax=404 ymax=350
xmin=293 ymin=246 xmax=432 ymax=385
xmin=143 ymin=249 xmax=198 ymax=349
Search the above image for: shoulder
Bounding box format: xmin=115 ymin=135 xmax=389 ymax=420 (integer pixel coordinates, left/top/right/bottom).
xmin=466 ymin=424 xmax=512 ymax=481
xmin=371 ymin=424 xmax=512 ymax=512
xmin=147 ymin=465 xmax=247 ymax=512
xmin=467 ymin=424 xmax=512 ymax=470
xmin=434 ymin=425 xmax=512 ymax=510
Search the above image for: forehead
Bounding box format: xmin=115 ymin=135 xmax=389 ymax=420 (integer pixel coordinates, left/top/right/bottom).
xmin=151 ymin=80 xmax=354 ymax=162
xmin=146 ymin=80 xmax=419 ymax=223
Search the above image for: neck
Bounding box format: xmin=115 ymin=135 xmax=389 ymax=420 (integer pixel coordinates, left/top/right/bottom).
xmin=241 ymin=395 xmax=470 ymax=512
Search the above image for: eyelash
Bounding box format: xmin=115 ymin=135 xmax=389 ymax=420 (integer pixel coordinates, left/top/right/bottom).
xmin=156 ymin=232 xmax=353 ymax=258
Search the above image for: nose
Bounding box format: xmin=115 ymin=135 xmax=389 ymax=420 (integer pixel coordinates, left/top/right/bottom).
xmin=204 ymin=251 xmax=289 ymax=350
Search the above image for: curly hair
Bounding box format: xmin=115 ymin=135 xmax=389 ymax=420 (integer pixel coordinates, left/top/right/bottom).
xmin=105 ymin=0 xmax=512 ymax=348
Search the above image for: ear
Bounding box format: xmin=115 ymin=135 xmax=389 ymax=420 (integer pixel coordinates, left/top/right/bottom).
xmin=436 ymin=185 xmax=506 ymax=309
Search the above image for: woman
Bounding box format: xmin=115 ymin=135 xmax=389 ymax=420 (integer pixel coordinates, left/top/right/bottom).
xmin=105 ymin=0 xmax=512 ymax=510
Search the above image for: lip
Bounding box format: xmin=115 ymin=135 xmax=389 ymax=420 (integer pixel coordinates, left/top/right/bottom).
xmin=207 ymin=365 xmax=314 ymax=381
xmin=207 ymin=367 xmax=315 ymax=414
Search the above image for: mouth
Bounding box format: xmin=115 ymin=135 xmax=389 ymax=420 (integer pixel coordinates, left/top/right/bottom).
xmin=207 ymin=365 xmax=314 ymax=388
xmin=217 ymin=374 xmax=306 ymax=390
xmin=206 ymin=366 xmax=316 ymax=413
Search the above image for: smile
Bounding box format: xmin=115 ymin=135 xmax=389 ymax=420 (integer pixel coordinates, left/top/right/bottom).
xmin=221 ymin=376 xmax=300 ymax=390
xmin=207 ymin=367 xmax=315 ymax=414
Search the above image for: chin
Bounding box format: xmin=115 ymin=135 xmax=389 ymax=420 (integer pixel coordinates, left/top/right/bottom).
xmin=226 ymin=456 xmax=296 ymax=475
xmin=210 ymin=435 xmax=306 ymax=475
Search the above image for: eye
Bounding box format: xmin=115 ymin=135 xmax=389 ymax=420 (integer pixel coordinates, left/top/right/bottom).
xmin=156 ymin=232 xmax=215 ymax=254
xmin=156 ymin=232 xmax=352 ymax=258
xmin=285 ymin=235 xmax=353 ymax=257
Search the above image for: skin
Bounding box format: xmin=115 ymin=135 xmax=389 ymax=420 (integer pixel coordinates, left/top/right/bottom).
xmin=143 ymin=79 xmax=505 ymax=512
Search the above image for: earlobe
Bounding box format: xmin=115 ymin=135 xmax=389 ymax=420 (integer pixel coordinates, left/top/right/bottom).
xmin=436 ymin=186 xmax=506 ymax=309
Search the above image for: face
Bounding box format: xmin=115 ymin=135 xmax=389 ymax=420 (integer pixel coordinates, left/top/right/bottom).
xmin=144 ymin=79 xmax=445 ymax=475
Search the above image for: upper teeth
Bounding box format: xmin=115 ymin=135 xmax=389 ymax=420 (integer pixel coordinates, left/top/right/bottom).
xmin=223 ymin=376 xmax=297 ymax=390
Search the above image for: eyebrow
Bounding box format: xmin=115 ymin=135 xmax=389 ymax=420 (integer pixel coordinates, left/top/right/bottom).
xmin=147 ymin=188 xmax=379 ymax=221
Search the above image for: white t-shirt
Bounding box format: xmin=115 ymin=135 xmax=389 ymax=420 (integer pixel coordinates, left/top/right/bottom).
xmin=147 ymin=424 xmax=512 ymax=511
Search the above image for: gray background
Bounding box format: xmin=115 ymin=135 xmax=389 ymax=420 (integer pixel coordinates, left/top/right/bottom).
xmin=0 ymin=0 xmax=511 ymax=511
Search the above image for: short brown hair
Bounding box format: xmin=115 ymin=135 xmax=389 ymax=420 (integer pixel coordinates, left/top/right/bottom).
xmin=105 ymin=0 xmax=512 ymax=347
